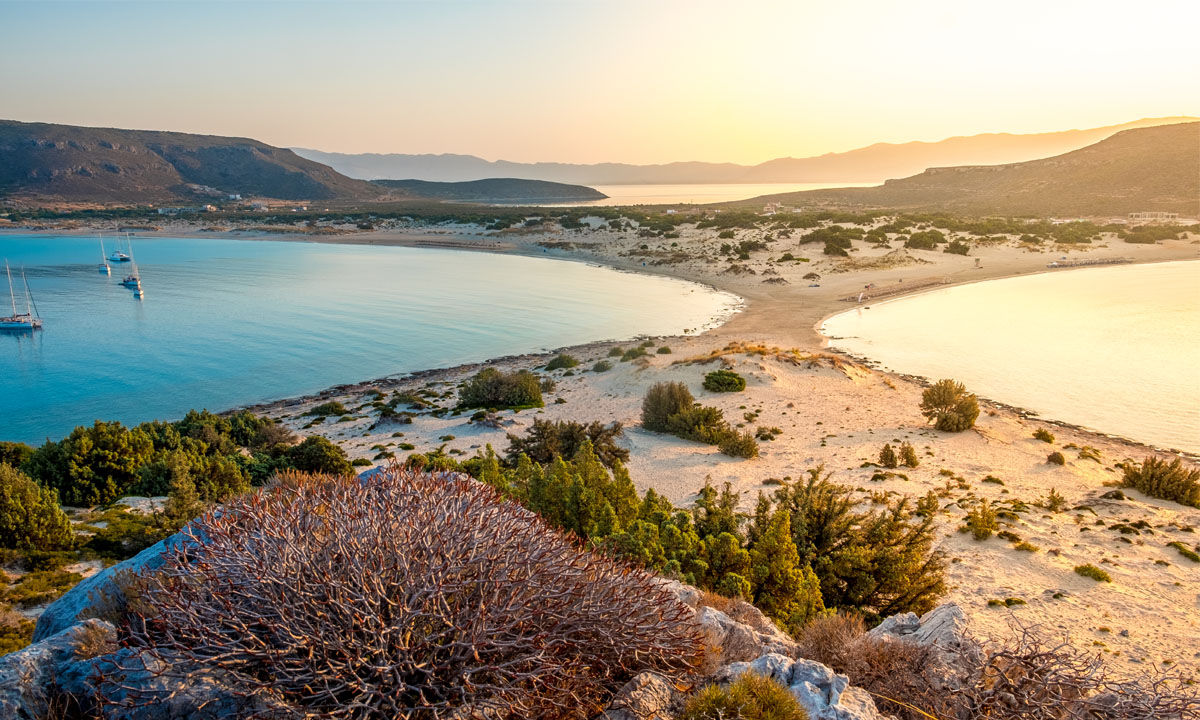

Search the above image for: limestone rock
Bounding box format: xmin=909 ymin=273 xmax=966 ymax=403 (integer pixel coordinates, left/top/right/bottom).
xmin=720 ymin=652 xmax=887 ymax=720
xmin=0 ymin=619 xmax=114 ymax=719
xmin=601 ymin=672 xmax=676 ymax=720
xmin=34 ymin=529 xmax=194 ymax=642
xmin=867 ymin=602 xmax=982 ymax=691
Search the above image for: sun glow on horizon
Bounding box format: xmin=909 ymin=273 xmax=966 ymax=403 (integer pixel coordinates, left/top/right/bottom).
xmin=1 ymin=0 xmax=1197 ymax=164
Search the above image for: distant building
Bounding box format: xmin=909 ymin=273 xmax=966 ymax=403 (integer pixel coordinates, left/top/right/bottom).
xmin=228 ymin=193 xmax=242 ymax=200
xmin=1128 ymin=211 xmax=1178 ymax=222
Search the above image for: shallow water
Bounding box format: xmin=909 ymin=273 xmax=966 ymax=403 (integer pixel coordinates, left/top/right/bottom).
xmin=821 ymin=261 xmax=1200 ymax=453
xmin=533 ymin=182 xmax=882 ymax=206
xmin=0 ymin=234 xmax=741 ymax=444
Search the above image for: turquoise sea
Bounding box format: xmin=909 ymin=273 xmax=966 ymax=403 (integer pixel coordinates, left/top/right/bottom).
xmin=0 ymin=234 xmax=741 ymax=444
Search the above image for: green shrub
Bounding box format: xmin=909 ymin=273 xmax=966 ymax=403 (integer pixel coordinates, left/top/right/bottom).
xmin=350 ymin=458 xmax=372 ymax=467
xmin=1044 ymin=488 xmax=1067 ymax=512
xmin=458 ymin=368 xmax=544 ymax=410
xmin=1074 ymin=564 xmax=1111 ymax=582
xmin=23 ymin=420 xmax=154 ymax=506
xmin=0 ymin=442 xmax=33 ymax=468
xmin=505 ymin=419 xmax=628 ymax=467
xmin=1119 ymin=456 xmax=1200 ymax=508
xmin=642 ymin=382 xmax=696 ymax=432
xmin=607 ymin=347 xmax=624 ymax=357
xmin=621 ymin=346 xmax=649 ymax=362
xmin=703 ymin=369 xmax=746 ymax=393
xmin=0 ymin=608 xmax=34 ymax=655
xmin=1033 ymin=428 xmax=1055 ymax=443
xmin=1047 ymin=451 xmax=1066 ymax=465
xmin=544 ymin=354 xmax=579 ymax=371
xmin=878 ymin=444 xmax=898 ymax=468
xmin=944 ymin=240 xmax=970 ymax=255
xmin=0 ymin=464 xmax=73 ymax=551
xmin=591 ymin=360 xmax=613 ymax=373
xmin=965 ymin=499 xmax=998 ymax=540
xmin=919 ymin=379 xmax=979 ymax=432
xmin=286 ymin=436 xmax=354 ymax=476
xmin=717 ymin=430 xmax=760 ymax=459
xmin=1 ymin=569 xmax=83 ymax=609
xmin=680 ymin=673 xmax=808 ymax=720
xmin=306 ymin=401 xmax=348 ymax=417
xmin=656 ymin=346 xmax=672 ymax=354
xmin=1167 ymin=541 xmax=1200 ymax=562
xmin=899 ymin=441 xmax=920 ymax=468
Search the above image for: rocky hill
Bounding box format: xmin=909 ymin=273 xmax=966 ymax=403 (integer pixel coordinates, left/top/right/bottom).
xmin=0 ymin=120 xmax=386 ymax=204
xmin=371 ymin=177 xmax=606 ymax=204
xmin=743 ymin=122 xmax=1200 ymax=217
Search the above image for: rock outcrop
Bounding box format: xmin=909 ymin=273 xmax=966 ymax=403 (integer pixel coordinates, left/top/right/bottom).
xmin=0 ymin=619 xmax=114 ymax=718
xmin=868 ymin=601 xmax=982 ymax=690
xmin=601 ymin=672 xmax=676 ymax=720
xmin=719 ymin=653 xmax=888 ymax=720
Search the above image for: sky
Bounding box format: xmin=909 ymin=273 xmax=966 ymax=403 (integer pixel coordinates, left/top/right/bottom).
xmin=1 ymin=0 xmax=1198 ymax=164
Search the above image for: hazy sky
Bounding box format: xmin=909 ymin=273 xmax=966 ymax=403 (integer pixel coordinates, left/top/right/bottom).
xmin=1 ymin=0 xmax=1197 ymax=164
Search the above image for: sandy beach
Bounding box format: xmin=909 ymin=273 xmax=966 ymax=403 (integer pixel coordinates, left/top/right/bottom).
xmin=9 ymin=215 xmax=1200 ymax=676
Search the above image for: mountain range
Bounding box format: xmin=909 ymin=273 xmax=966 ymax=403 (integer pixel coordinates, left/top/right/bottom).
xmin=293 ymin=117 xmax=1196 ymax=185
xmin=740 ymin=122 xmax=1200 ymax=217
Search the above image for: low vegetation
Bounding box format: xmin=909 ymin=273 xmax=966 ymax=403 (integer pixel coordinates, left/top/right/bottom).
xmin=642 ymin=382 xmax=759 ymax=458
xmin=702 ymin=369 xmax=746 ymax=393
xmin=681 ymin=673 xmax=807 ymax=720
xmin=919 ymin=379 xmax=979 ymax=432
xmin=1119 ymin=456 xmax=1200 ymax=508
xmin=544 ymin=353 xmax=580 ymax=371
xmin=458 ymin=368 xmax=544 ymax=410
xmin=1074 ymin=564 xmax=1112 ymax=582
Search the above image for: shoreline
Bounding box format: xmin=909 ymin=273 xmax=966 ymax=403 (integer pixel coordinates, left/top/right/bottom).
xmin=4 ymin=221 xmax=1197 ymax=457
xmin=7 ymin=219 xmax=1200 ymax=674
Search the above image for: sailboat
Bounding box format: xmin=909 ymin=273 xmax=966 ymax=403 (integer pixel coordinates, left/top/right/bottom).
xmin=120 ymin=236 xmax=142 ymax=290
xmin=0 ymin=260 xmax=42 ymax=331
xmin=98 ymin=236 xmax=111 ymax=274
xmin=108 ymin=234 xmax=131 ymax=263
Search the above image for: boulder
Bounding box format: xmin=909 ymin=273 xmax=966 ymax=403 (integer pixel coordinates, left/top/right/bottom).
xmin=0 ymin=619 xmax=115 ymax=718
xmin=34 ymin=529 xmax=194 ymax=642
xmin=867 ymin=602 xmax=982 ymax=690
xmin=696 ymin=605 xmax=797 ymax=667
xmin=600 ymin=672 xmax=675 ymax=720
xmin=720 ymin=652 xmax=888 ymax=720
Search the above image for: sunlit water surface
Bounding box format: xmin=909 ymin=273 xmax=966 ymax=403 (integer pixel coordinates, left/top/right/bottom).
xmin=822 ymin=261 xmax=1200 ymax=453
xmin=534 ymin=182 xmax=882 ymax=206
xmin=0 ymin=234 xmax=741 ymax=443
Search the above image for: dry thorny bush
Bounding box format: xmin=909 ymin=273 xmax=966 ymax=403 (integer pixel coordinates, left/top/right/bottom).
xmin=797 ymin=613 xmax=1199 ymax=720
xmin=98 ymin=466 xmax=704 ymax=719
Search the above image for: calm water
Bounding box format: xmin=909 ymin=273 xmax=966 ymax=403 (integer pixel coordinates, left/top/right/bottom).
xmin=821 ymin=261 xmax=1200 ymax=453
xmin=537 ymin=182 xmax=882 ymax=206
xmin=0 ymin=234 xmax=741 ymax=444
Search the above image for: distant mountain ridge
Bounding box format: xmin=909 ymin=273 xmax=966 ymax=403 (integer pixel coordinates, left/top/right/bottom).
xmin=740 ymin=122 xmax=1200 ymax=217
xmin=294 ymin=117 xmax=1196 ymax=185
xmin=0 ymin=120 xmax=385 ymax=204
xmin=370 ymin=178 xmax=606 ymax=204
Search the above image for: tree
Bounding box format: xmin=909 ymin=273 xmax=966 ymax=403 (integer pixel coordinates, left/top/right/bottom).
xmin=878 ymin=444 xmax=898 ymax=468
xmin=919 ymin=379 xmax=980 ymax=432
xmin=0 ymin=464 xmax=73 ymax=550
xmin=505 ymin=419 xmax=628 ymax=467
xmin=748 ymin=508 xmax=824 ymax=633
xmin=899 ymin=441 xmax=920 ymax=468
xmin=642 ymin=382 xmax=695 ymax=432
xmin=285 ymin=436 xmax=354 ymax=476
xmin=24 ymin=421 xmax=155 ymax=506
xmin=458 ymin=368 xmax=543 ymax=410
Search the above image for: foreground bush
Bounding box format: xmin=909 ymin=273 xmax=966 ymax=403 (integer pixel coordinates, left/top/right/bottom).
xmin=1120 ymin=456 xmax=1200 ymax=508
xmin=681 ymin=673 xmax=808 ymax=720
xmin=111 ymin=467 xmax=702 ymax=718
xmin=919 ymin=379 xmax=979 ymax=432
xmin=459 ymin=368 xmax=545 ymax=410
xmin=702 ymin=369 xmax=746 ymax=393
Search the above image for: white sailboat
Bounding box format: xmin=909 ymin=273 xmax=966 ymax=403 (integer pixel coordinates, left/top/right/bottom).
xmin=108 ymin=234 xmax=131 ymax=263
xmin=0 ymin=260 xmax=42 ymax=331
xmin=120 ymin=236 xmax=142 ymax=290
xmin=98 ymin=235 xmax=111 ymax=274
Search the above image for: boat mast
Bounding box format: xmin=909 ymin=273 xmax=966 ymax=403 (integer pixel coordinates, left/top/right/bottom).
xmin=5 ymin=261 xmax=17 ymax=316
xmin=21 ymin=269 xmax=38 ymax=319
